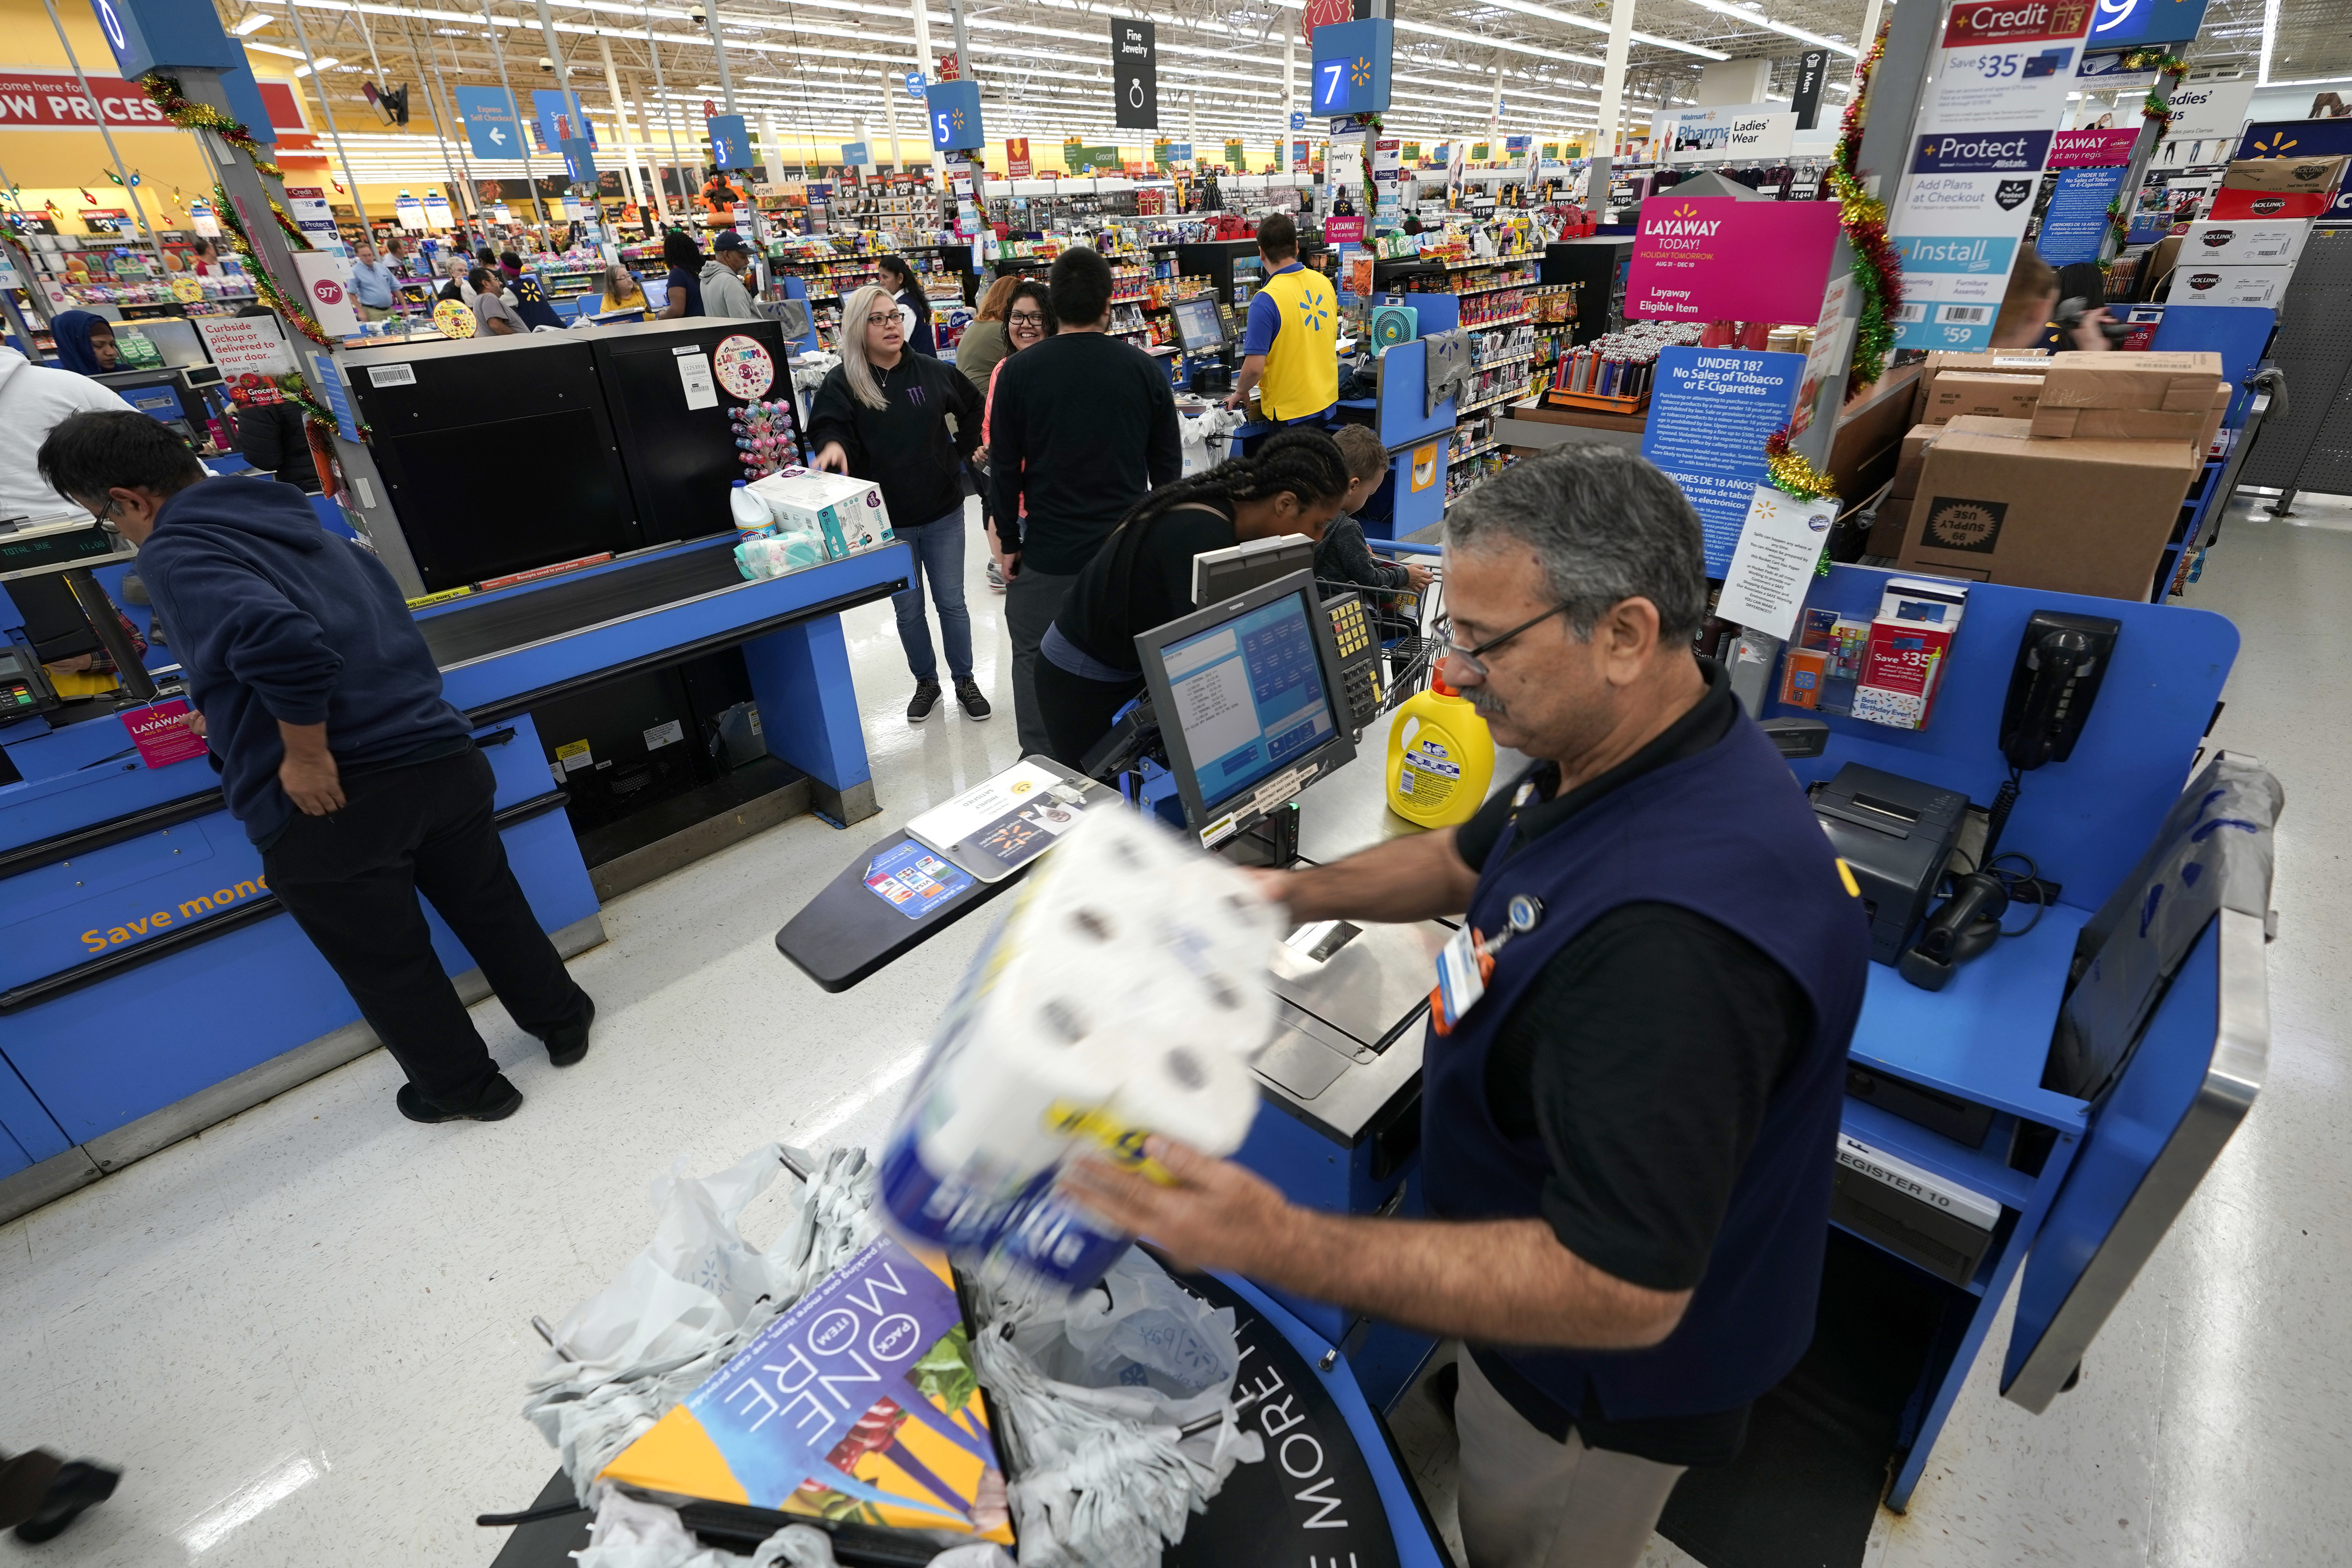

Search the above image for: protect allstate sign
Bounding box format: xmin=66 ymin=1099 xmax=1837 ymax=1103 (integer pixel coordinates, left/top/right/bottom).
xmin=1911 ymin=129 xmax=2053 ymax=172
xmin=1623 ymin=197 xmax=1841 ymax=326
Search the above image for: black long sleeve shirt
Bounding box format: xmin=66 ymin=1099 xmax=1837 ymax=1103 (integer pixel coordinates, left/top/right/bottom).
xmin=987 ymin=330 xmax=1181 ymax=574
xmin=805 ymin=352 xmax=983 ymax=531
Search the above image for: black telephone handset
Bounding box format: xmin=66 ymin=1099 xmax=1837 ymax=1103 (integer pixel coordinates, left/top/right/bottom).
xmin=1999 ymin=611 xmax=2122 ymax=772
xmin=1901 ymin=610 xmax=2121 ymax=991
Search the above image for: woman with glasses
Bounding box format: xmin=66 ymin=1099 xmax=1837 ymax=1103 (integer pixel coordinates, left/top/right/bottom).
xmin=978 ymin=280 xmax=1054 ymax=593
xmin=807 ymin=285 xmax=990 ymax=724
xmin=956 ymin=275 xmax=1022 ymax=399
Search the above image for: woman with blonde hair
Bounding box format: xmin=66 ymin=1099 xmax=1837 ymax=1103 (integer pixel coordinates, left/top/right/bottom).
xmin=599 ymin=263 xmax=650 ymax=318
xmin=957 ymin=273 xmax=1023 ymax=397
xmin=807 ymin=284 xmax=991 ymax=723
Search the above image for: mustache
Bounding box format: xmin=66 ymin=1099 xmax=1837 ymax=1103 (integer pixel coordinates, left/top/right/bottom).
xmin=1467 ymin=686 xmax=1508 ymax=718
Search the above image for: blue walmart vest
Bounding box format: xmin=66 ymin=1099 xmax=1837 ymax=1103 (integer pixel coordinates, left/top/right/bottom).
xmin=1421 ymin=715 xmax=1870 ymax=1419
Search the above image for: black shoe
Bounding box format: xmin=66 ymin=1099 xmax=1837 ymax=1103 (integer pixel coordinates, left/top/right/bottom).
xmin=544 ymin=993 xmax=596 ymax=1067
xmin=907 ymin=680 xmax=943 ymax=723
xmin=954 ymin=678 xmax=992 ymax=720
xmin=14 ymin=1461 xmax=119 ymax=1543
xmin=397 ymin=1075 xmax=522 ymax=1124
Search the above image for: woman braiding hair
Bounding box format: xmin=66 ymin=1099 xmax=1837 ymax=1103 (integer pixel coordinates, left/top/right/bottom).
xmin=1032 ymin=426 xmax=1354 ymax=766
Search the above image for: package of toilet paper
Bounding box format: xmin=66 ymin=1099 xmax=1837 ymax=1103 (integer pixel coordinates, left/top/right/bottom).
xmin=880 ymin=808 xmax=1283 ymax=1291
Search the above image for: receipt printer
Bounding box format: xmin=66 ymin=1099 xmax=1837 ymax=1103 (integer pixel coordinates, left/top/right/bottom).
xmin=1811 ymin=763 xmax=1967 ymax=965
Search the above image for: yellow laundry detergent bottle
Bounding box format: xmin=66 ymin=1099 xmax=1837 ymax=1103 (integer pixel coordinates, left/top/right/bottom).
xmin=1386 ymin=670 xmax=1495 ymax=827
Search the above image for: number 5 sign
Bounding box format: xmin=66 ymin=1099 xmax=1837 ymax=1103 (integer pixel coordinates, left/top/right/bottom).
xmin=926 ymin=80 xmax=983 ymax=152
xmin=1309 ymin=17 xmax=1392 ymax=118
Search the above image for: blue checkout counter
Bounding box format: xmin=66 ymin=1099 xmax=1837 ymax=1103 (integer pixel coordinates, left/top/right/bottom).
xmin=770 ymin=562 xmax=2263 ymax=1552
xmin=0 ymin=527 xmax=907 ymax=1224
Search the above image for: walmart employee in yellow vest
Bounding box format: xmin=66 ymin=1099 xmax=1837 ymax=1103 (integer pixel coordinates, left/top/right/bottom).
xmin=1225 ymin=212 xmax=1338 ymax=424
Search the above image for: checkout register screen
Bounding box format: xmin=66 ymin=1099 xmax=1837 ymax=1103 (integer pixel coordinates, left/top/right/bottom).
xmin=1163 ymin=591 xmax=1335 ymax=810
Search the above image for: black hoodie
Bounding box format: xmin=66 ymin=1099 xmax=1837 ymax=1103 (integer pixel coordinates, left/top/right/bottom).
xmin=138 ymin=477 xmax=473 ymax=845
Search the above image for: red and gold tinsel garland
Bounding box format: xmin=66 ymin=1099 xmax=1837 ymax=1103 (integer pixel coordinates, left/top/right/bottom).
xmin=1828 ymin=22 xmax=1901 ymax=396
xmin=1764 ymin=426 xmax=1838 ymax=504
xmin=207 ymin=181 xmax=333 ymax=350
xmin=137 ymin=75 xmax=283 ymax=179
xmin=2119 ymin=49 xmax=2191 ymax=132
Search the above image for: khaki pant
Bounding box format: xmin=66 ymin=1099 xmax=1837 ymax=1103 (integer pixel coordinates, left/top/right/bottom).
xmin=1456 ymin=1353 xmax=1686 ymax=1568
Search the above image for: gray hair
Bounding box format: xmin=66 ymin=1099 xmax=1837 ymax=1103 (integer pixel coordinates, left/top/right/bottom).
xmin=1443 ymin=445 xmax=1708 ymax=644
xmin=836 ymin=284 xmax=896 ymax=412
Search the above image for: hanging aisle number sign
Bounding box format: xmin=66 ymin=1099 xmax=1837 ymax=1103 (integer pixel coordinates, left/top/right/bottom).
xmin=1309 ymin=17 xmax=1392 ymax=118
xmin=925 ymin=80 xmax=982 ymax=152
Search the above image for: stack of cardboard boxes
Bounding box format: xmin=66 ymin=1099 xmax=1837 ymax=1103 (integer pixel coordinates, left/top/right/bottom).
xmin=1869 ymin=350 xmax=2229 ymax=602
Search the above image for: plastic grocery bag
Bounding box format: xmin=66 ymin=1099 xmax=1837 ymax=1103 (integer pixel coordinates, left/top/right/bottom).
xmin=967 ymin=1246 xmax=1265 ymax=1568
xmin=523 ymin=1144 xmax=881 ymax=1500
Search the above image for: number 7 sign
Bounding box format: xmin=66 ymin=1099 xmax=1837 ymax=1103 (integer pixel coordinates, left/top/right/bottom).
xmin=1309 ymin=18 xmax=1391 ymax=116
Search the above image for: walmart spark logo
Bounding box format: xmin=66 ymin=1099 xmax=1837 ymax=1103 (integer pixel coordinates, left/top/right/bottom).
xmin=1299 ymin=288 xmax=1331 ymax=334
xmin=2249 ymin=130 xmax=2297 ymax=154
xmin=951 ymin=107 xmax=968 ymax=134
xmin=1351 ymin=55 xmax=1374 ymax=88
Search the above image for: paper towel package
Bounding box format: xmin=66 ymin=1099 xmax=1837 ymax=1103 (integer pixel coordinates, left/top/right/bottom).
xmin=880 ymin=810 xmax=1283 ymax=1291
xmin=748 ymin=469 xmax=897 ymax=559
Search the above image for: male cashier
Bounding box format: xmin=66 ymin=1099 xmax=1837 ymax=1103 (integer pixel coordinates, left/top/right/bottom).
xmin=1071 ymin=446 xmax=1870 ymax=1568
xmin=1224 ymin=212 xmax=1337 ymax=424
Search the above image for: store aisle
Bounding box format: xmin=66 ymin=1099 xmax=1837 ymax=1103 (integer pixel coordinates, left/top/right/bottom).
xmin=3 ymin=494 xmax=2348 ymax=1568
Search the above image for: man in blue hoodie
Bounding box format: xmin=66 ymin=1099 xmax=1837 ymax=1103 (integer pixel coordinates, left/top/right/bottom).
xmin=37 ymin=412 xmax=595 ymax=1124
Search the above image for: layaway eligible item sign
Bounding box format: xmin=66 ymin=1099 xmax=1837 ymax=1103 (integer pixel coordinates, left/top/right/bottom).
xmin=1625 ymin=198 xmax=1841 ymax=326
xmin=1718 ymin=486 xmax=1837 ymax=641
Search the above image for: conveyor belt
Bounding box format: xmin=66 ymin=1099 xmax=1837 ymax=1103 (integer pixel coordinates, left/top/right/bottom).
xmin=415 ymin=539 xmax=750 ymax=667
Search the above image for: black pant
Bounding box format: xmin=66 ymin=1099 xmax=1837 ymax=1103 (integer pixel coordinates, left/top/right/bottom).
xmin=1034 ymin=656 xmax=1143 ymax=768
xmin=0 ymin=1451 xmax=60 ymax=1530
xmin=262 ymin=747 xmax=588 ymax=1108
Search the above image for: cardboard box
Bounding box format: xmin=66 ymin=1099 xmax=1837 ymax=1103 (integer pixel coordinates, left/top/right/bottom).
xmin=1911 ymin=350 xmax=2049 ymax=423
xmin=1922 ymin=372 xmax=2044 ymax=425
xmin=2167 ymin=263 xmax=2289 ymax=308
xmin=1898 ymin=426 xmax=2201 ymax=600
xmin=2181 ymin=219 xmax=2311 ymax=266
xmin=1890 ymin=424 xmax=1938 ymax=499
xmin=2198 ymin=380 xmax=2233 ymax=461
xmin=2039 ymin=351 xmax=2225 ymax=413
xmin=748 ymin=468 xmax=897 ymax=558
xmin=2215 ymin=154 xmax=2347 ymax=196
xmin=2029 ymin=404 xmax=2208 ymax=441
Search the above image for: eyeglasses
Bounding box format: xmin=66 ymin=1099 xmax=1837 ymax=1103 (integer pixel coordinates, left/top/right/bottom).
xmin=88 ymin=494 xmax=123 ymax=533
xmin=1008 ymin=311 xmax=1045 ymax=328
xmin=1437 ymin=603 xmax=1572 ymax=679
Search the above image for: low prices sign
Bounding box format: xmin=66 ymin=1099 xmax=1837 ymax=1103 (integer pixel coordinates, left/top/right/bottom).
xmin=1626 ymin=197 xmax=1842 ymax=325
xmin=0 ymin=68 xmax=305 ymax=135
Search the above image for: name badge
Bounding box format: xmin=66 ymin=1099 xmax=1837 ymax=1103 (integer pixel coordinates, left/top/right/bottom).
xmin=1431 ymin=923 xmax=1491 ymax=1035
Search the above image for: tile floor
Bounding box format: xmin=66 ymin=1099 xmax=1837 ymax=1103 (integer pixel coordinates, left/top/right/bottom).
xmin=1 ymin=491 xmax=2345 ymax=1567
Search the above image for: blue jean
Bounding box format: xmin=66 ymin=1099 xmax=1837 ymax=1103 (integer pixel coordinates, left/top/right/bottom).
xmin=893 ymin=509 xmax=973 ymax=683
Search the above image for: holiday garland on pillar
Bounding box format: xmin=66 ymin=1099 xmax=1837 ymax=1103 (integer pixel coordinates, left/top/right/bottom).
xmin=1827 ymin=21 xmax=1902 ymax=398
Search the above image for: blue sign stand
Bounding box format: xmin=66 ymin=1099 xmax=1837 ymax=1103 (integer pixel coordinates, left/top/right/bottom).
xmin=925 ymin=80 xmax=982 ymax=152
xmin=706 ymin=113 xmax=750 ymax=171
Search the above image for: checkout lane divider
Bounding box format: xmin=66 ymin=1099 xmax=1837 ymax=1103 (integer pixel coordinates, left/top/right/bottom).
xmin=0 ymin=785 xmax=574 ymax=1016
